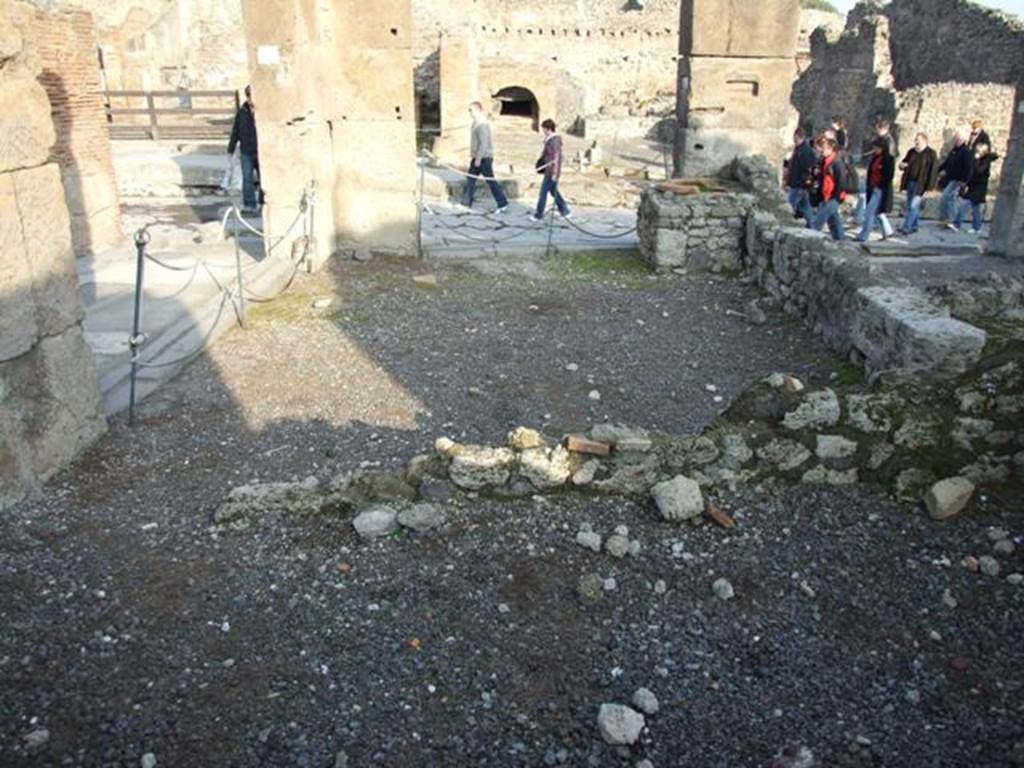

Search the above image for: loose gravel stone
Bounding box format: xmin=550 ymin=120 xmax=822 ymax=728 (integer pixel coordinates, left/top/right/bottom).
xmin=632 ymin=687 xmax=660 ymax=715
xmin=352 ymin=506 xmax=399 ymax=539
xmin=397 ymin=503 xmax=446 ymax=533
xmin=577 ymin=573 xmax=605 ymax=605
xmin=597 ymin=703 xmax=645 ymax=745
xmin=924 ymin=477 xmax=975 ymax=520
xmin=994 ymin=539 xmax=1015 ymax=557
xmin=712 ymin=578 xmax=735 ymax=601
xmin=652 ymin=476 xmax=704 ymax=521
xmin=979 ymin=555 xmax=1002 ymax=577
xmin=606 ymin=534 xmax=631 ymax=559
xmin=576 ymin=530 xmax=603 ymax=552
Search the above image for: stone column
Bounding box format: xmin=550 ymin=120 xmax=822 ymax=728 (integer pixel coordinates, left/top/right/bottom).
xmin=1 ymin=0 xmax=106 ymax=509
xmin=990 ymin=85 xmax=1024 ymax=258
xmin=431 ymin=31 xmax=479 ymax=163
xmin=673 ymin=0 xmax=801 ymax=178
xmin=241 ymin=0 xmax=417 ymax=262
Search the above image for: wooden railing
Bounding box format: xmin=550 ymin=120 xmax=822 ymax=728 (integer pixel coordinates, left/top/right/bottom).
xmin=104 ymin=89 xmax=240 ymax=141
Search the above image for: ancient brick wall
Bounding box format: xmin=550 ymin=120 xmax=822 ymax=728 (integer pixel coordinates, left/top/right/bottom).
xmin=32 ymin=9 xmax=123 ymax=256
xmin=0 ymin=0 xmax=107 ymax=509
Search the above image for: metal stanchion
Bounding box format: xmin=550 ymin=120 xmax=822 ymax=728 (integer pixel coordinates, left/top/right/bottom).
xmin=416 ymin=155 xmax=426 ymax=259
xmin=232 ymin=212 xmax=246 ymax=327
xmin=128 ymin=227 xmax=151 ymax=426
xmin=545 ymin=202 xmax=557 ymax=259
xmin=307 ymin=181 xmax=317 ymax=272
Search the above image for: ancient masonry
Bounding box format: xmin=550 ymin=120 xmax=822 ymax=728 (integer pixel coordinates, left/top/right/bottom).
xmin=32 ymin=8 xmax=124 ymax=256
xmin=673 ymin=0 xmax=801 ymax=178
xmin=0 ymin=0 xmax=107 ymax=508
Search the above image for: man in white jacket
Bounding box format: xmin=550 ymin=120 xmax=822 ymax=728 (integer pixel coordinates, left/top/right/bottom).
xmin=460 ymin=102 xmax=509 ymax=213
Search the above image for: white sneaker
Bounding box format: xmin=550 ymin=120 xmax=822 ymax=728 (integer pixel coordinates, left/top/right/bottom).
xmin=559 ymin=211 xmax=573 ymax=220
xmin=970 ymin=229 xmax=982 ymax=236
xmin=495 ymin=206 xmax=508 ymax=214
xmin=528 ymin=214 xmax=543 ymax=223
xmin=946 ymin=223 xmax=960 ymax=232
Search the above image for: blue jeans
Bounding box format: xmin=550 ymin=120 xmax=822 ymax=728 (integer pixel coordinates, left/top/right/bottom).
xmin=858 ymin=187 xmax=886 ymax=241
xmin=462 ymin=157 xmax=508 ymax=209
xmin=939 ymin=181 xmax=962 ymax=221
xmin=954 ymin=200 xmax=983 ymax=231
xmin=788 ymin=187 xmax=814 ymax=226
xmin=240 ymin=152 xmax=258 ymax=209
xmin=535 ymin=174 xmax=570 ymax=218
xmin=903 ymin=180 xmax=923 ymax=232
xmin=810 ymin=199 xmax=845 ymax=241
xmin=854 ymin=175 xmax=867 ymax=225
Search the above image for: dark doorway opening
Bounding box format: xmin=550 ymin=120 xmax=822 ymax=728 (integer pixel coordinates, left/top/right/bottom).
xmin=492 ymin=86 xmax=540 ymax=131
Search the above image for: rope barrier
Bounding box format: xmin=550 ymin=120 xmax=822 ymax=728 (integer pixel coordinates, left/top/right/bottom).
xmin=563 ymin=217 xmax=639 ymax=239
xmin=133 ymin=288 xmax=233 ymax=369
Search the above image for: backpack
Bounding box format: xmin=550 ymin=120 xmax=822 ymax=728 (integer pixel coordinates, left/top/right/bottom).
xmin=836 ymin=156 xmax=859 ymax=196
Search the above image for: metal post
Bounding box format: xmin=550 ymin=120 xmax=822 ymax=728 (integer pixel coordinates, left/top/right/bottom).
xmin=233 ymin=211 xmax=246 ymax=327
xmin=416 ymin=155 xmax=426 ymax=260
xmin=545 ymin=200 xmax=557 ymax=259
xmin=307 ymin=181 xmax=316 ymax=272
xmin=128 ymin=227 xmax=151 ymax=426
xmin=146 ymin=92 xmax=160 ymax=141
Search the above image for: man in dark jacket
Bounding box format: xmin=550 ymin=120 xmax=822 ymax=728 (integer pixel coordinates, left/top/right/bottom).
xmin=937 ymin=131 xmax=972 ymax=224
xmin=785 ymin=127 xmax=816 ymax=226
xmin=228 ymin=85 xmax=259 ymax=213
xmin=968 ymin=119 xmax=991 ymax=151
xmin=950 ymin=143 xmax=997 ymax=234
xmin=855 ymin=118 xmax=896 ymax=225
xmin=857 ymin=137 xmax=896 ymax=242
xmin=897 ymin=132 xmax=938 ymax=235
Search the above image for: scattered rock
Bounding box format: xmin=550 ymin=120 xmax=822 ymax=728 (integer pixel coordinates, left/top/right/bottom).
xmin=712 ymin=577 xmax=735 ymax=601
xmin=924 ymin=477 xmax=975 ymax=521
xmin=572 ymin=460 xmax=602 ymax=486
xmin=23 ymin=729 xmax=49 ymax=749
xmin=577 ymin=573 xmax=605 ymax=605
xmin=507 ymin=426 xmax=544 ymax=450
xmin=448 ymin=445 xmax=516 ymax=490
xmin=603 ymin=577 xmax=617 ymax=592
xmin=815 ymin=434 xmax=858 ymax=460
xmin=770 ymin=743 xmax=817 ymax=768
xmin=979 ymin=555 xmax=1001 ymax=577
xmin=757 ymin=439 xmax=811 ymax=471
xmin=1007 ymin=573 xmax=1024 ymax=586
xmin=894 ymin=417 xmax=940 ymax=450
xmin=746 ymin=298 xmax=767 ymax=326
xmin=576 ymin=530 xmax=602 ymax=552
xmin=412 ymin=273 xmax=438 ymax=287
xmin=962 ymin=555 xmax=980 ymax=572
xmin=520 ymin=446 xmax=572 ymax=489
xmin=588 ymin=390 xmax=602 ymax=401
xmin=605 ymin=534 xmax=631 ymax=559
xmin=590 ymin=424 xmax=651 ymax=451
xmin=565 ymin=435 xmax=611 ymax=456
xmin=846 ymin=394 xmax=894 ymax=433
xmin=311 ymin=297 xmax=333 ymax=309
xmin=632 ymin=687 xmax=660 ymax=715
xmin=654 ymin=579 xmax=667 ymax=594
xmin=352 ymin=506 xmax=399 ymax=539
xmin=596 ymin=703 xmax=645 ymax=745
xmin=801 ymin=466 xmax=858 ymax=485
xmin=994 ymin=539 xmax=1016 ymax=557
xmin=397 ymin=503 xmax=446 ymax=533
xmin=141 ymin=754 xmax=157 ymax=768
xmin=651 ymin=476 xmax=704 ymax=522
xmin=782 ymin=389 xmax=840 ymax=430
xmin=214 ymin=477 xmax=325 ymax=524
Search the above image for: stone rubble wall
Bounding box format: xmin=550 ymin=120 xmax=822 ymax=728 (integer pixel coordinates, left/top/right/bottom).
xmin=638 ymin=188 xmax=754 ymax=272
xmin=0 ymin=0 xmax=107 ymax=509
xmin=32 ymin=8 xmax=124 ymax=256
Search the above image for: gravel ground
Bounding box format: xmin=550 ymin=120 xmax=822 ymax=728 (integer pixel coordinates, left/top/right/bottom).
xmin=1 ymin=254 xmax=1021 ymax=767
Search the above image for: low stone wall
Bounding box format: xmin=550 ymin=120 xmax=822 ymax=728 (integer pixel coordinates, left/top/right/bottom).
xmin=638 ymin=188 xmax=755 ymax=272
xmin=1 ymin=0 xmax=107 ymax=509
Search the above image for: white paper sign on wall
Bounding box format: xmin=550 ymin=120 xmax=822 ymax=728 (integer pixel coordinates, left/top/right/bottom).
xmin=257 ymin=46 xmax=281 ymax=66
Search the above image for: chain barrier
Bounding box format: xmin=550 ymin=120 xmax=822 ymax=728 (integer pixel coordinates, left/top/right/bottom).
xmin=126 ymin=181 xmax=316 ymax=423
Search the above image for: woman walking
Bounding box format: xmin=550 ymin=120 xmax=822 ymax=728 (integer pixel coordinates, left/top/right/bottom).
xmin=529 ymin=119 xmax=572 ymax=222
xmin=857 ymin=137 xmax=895 ymax=242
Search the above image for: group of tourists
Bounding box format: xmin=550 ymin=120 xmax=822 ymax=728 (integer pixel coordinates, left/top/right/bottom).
xmin=459 ymin=101 xmax=571 ymax=222
xmin=784 ymin=116 xmax=999 ymax=242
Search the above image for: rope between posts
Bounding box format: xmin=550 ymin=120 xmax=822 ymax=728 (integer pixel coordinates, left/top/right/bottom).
xmin=429 ymin=210 xmax=548 ymax=244
xmin=133 ymin=288 xmax=233 ymax=369
xmin=563 ymin=217 xmax=639 ymax=239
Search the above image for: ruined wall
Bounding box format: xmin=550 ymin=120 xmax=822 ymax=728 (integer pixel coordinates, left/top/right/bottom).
xmin=32 ymin=8 xmax=123 ymax=256
xmin=51 ymin=0 xmax=248 ymax=91
xmin=674 ymin=0 xmax=801 ymax=178
xmin=241 ymin=0 xmax=417 ymax=259
xmin=0 ymin=0 xmax=107 ymax=509
xmin=416 ymin=0 xmax=679 ymax=137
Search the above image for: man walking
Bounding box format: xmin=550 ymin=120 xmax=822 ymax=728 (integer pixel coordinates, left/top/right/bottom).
xmin=937 ymin=132 xmax=973 ymax=224
xmin=228 ymin=85 xmax=260 ymax=214
xmin=461 ymin=101 xmax=509 ymax=213
xmin=897 ymin=132 xmax=938 ymax=235
xmin=530 ymin=119 xmax=571 ymax=222
xmin=784 ymin=127 xmax=816 ymax=226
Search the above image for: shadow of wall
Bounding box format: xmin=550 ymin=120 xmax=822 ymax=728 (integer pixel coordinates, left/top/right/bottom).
xmin=32 ymin=9 xmax=124 ymax=259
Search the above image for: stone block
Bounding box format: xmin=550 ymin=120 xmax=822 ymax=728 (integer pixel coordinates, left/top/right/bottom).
xmin=12 ymin=164 xmax=83 ymax=336
xmin=680 ymin=0 xmax=800 ymax=58
xmin=0 ymin=172 xmax=38 ymax=361
xmin=924 ymin=477 xmax=975 ymax=521
xmin=0 ymin=77 xmax=55 ymax=175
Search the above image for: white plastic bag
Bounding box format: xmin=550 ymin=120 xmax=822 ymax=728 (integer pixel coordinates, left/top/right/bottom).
xmin=221 ymin=152 xmax=242 ymax=192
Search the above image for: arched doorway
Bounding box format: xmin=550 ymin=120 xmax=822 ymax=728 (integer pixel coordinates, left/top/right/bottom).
xmin=492 ymin=86 xmax=540 ymax=131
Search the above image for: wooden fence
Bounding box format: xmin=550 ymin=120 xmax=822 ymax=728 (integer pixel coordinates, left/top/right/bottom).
xmin=104 ymin=89 xmax=240 ymax=141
